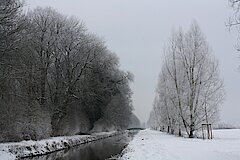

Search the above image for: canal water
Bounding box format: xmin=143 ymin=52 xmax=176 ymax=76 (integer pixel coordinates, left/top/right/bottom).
xmin=24 ymin=131 xmax=137 ymax=160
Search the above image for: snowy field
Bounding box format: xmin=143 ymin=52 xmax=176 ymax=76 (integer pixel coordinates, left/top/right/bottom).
xmin=120 ymin=129 xmax=240 ymax=160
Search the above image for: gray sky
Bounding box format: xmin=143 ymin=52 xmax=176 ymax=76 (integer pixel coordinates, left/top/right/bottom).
xmin=26 ymin=0 xmax=240 ymax=124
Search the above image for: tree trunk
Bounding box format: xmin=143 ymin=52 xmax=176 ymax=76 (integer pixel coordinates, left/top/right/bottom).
xmin=189 ymin=130 xmax=194 ymax=138
xmin=189 ymin=123 xmax=195 ymax=138
xmin=40 ymin=67 xmax=47 ymax=107
xmin=178 ymin=128 xmax=182 ymax=136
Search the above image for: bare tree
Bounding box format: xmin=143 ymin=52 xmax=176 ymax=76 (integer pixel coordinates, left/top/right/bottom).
xmin=0 ymin=5 xmax=134 ymax=141
xmin=149 ymin=22 xmax=224 ymax=138
xmin=228 ymin=0 xmax=240 ymax=51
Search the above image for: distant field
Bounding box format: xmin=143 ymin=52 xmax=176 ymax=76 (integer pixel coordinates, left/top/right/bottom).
xmin=213 ymin=129 xmax=240 ymax=139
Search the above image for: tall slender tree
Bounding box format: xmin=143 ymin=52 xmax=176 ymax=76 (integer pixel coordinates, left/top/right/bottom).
xmin=149 ymin=22 xmax=224 ymax=138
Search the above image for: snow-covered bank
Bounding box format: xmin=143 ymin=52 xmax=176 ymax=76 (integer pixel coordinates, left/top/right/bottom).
xmin=0 ymin=131 xmax=125 ymax=160
xmin=120 ymin=129 xmax=240 ymax=160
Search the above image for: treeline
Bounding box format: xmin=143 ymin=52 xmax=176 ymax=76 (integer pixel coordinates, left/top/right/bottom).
xmin=148 ymin=23 xmax=224 ymax=138
xmin=0 ymin=0 xmax=134 ymax=142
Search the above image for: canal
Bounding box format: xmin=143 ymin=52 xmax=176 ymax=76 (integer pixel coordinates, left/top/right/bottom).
xmin=23 ymin=131 xmax=138 ymax=160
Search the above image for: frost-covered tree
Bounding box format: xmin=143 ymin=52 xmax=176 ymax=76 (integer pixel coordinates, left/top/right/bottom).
xmin=228 ymin=0 xmax=240 ymax=26
xmin=0 ymin=5 xmax=134 ymax=141
xmin=149 ymin=22 xmax=224 ymax=138
xmin=0 ymin=0 xmax=24 ymax=101
xmin=147 ymin=110 xmax=159 ymax=130
xmin=128 ymin=113 xmax=141 ymax=128
xmin=0 ymin=0 xmax=29 ymax=142
xmin=228 ymin=0 xmax=240 ymax=51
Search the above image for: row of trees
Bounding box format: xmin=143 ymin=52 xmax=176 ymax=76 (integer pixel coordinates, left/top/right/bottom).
xmin=148 ymin=23 xmax=224 ymax=138
xmin=0 ymin=0 xmax=134 ymax=142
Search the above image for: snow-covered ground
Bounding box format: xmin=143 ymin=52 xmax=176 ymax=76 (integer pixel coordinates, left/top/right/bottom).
xmin=0 ymin=131 xmax=124 ymax=160
xmin=120 ymin=129 xmax=240 ymax=160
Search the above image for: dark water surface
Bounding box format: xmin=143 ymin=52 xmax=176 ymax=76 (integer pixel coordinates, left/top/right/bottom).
xmin=24 ymin=132 xmax=137 ymax=160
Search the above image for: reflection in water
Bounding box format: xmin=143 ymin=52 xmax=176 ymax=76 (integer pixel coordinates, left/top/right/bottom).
xmin=24 ymin=132 xmax=137 ymax=160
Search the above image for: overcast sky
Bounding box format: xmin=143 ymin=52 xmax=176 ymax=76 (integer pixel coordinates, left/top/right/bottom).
xmin=26 ymin=0 xmax=240 ymax=124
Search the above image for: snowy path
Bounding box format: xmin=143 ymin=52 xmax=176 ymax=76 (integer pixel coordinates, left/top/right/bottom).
xmin=121 ymin=129 xmax=240 ymax=160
